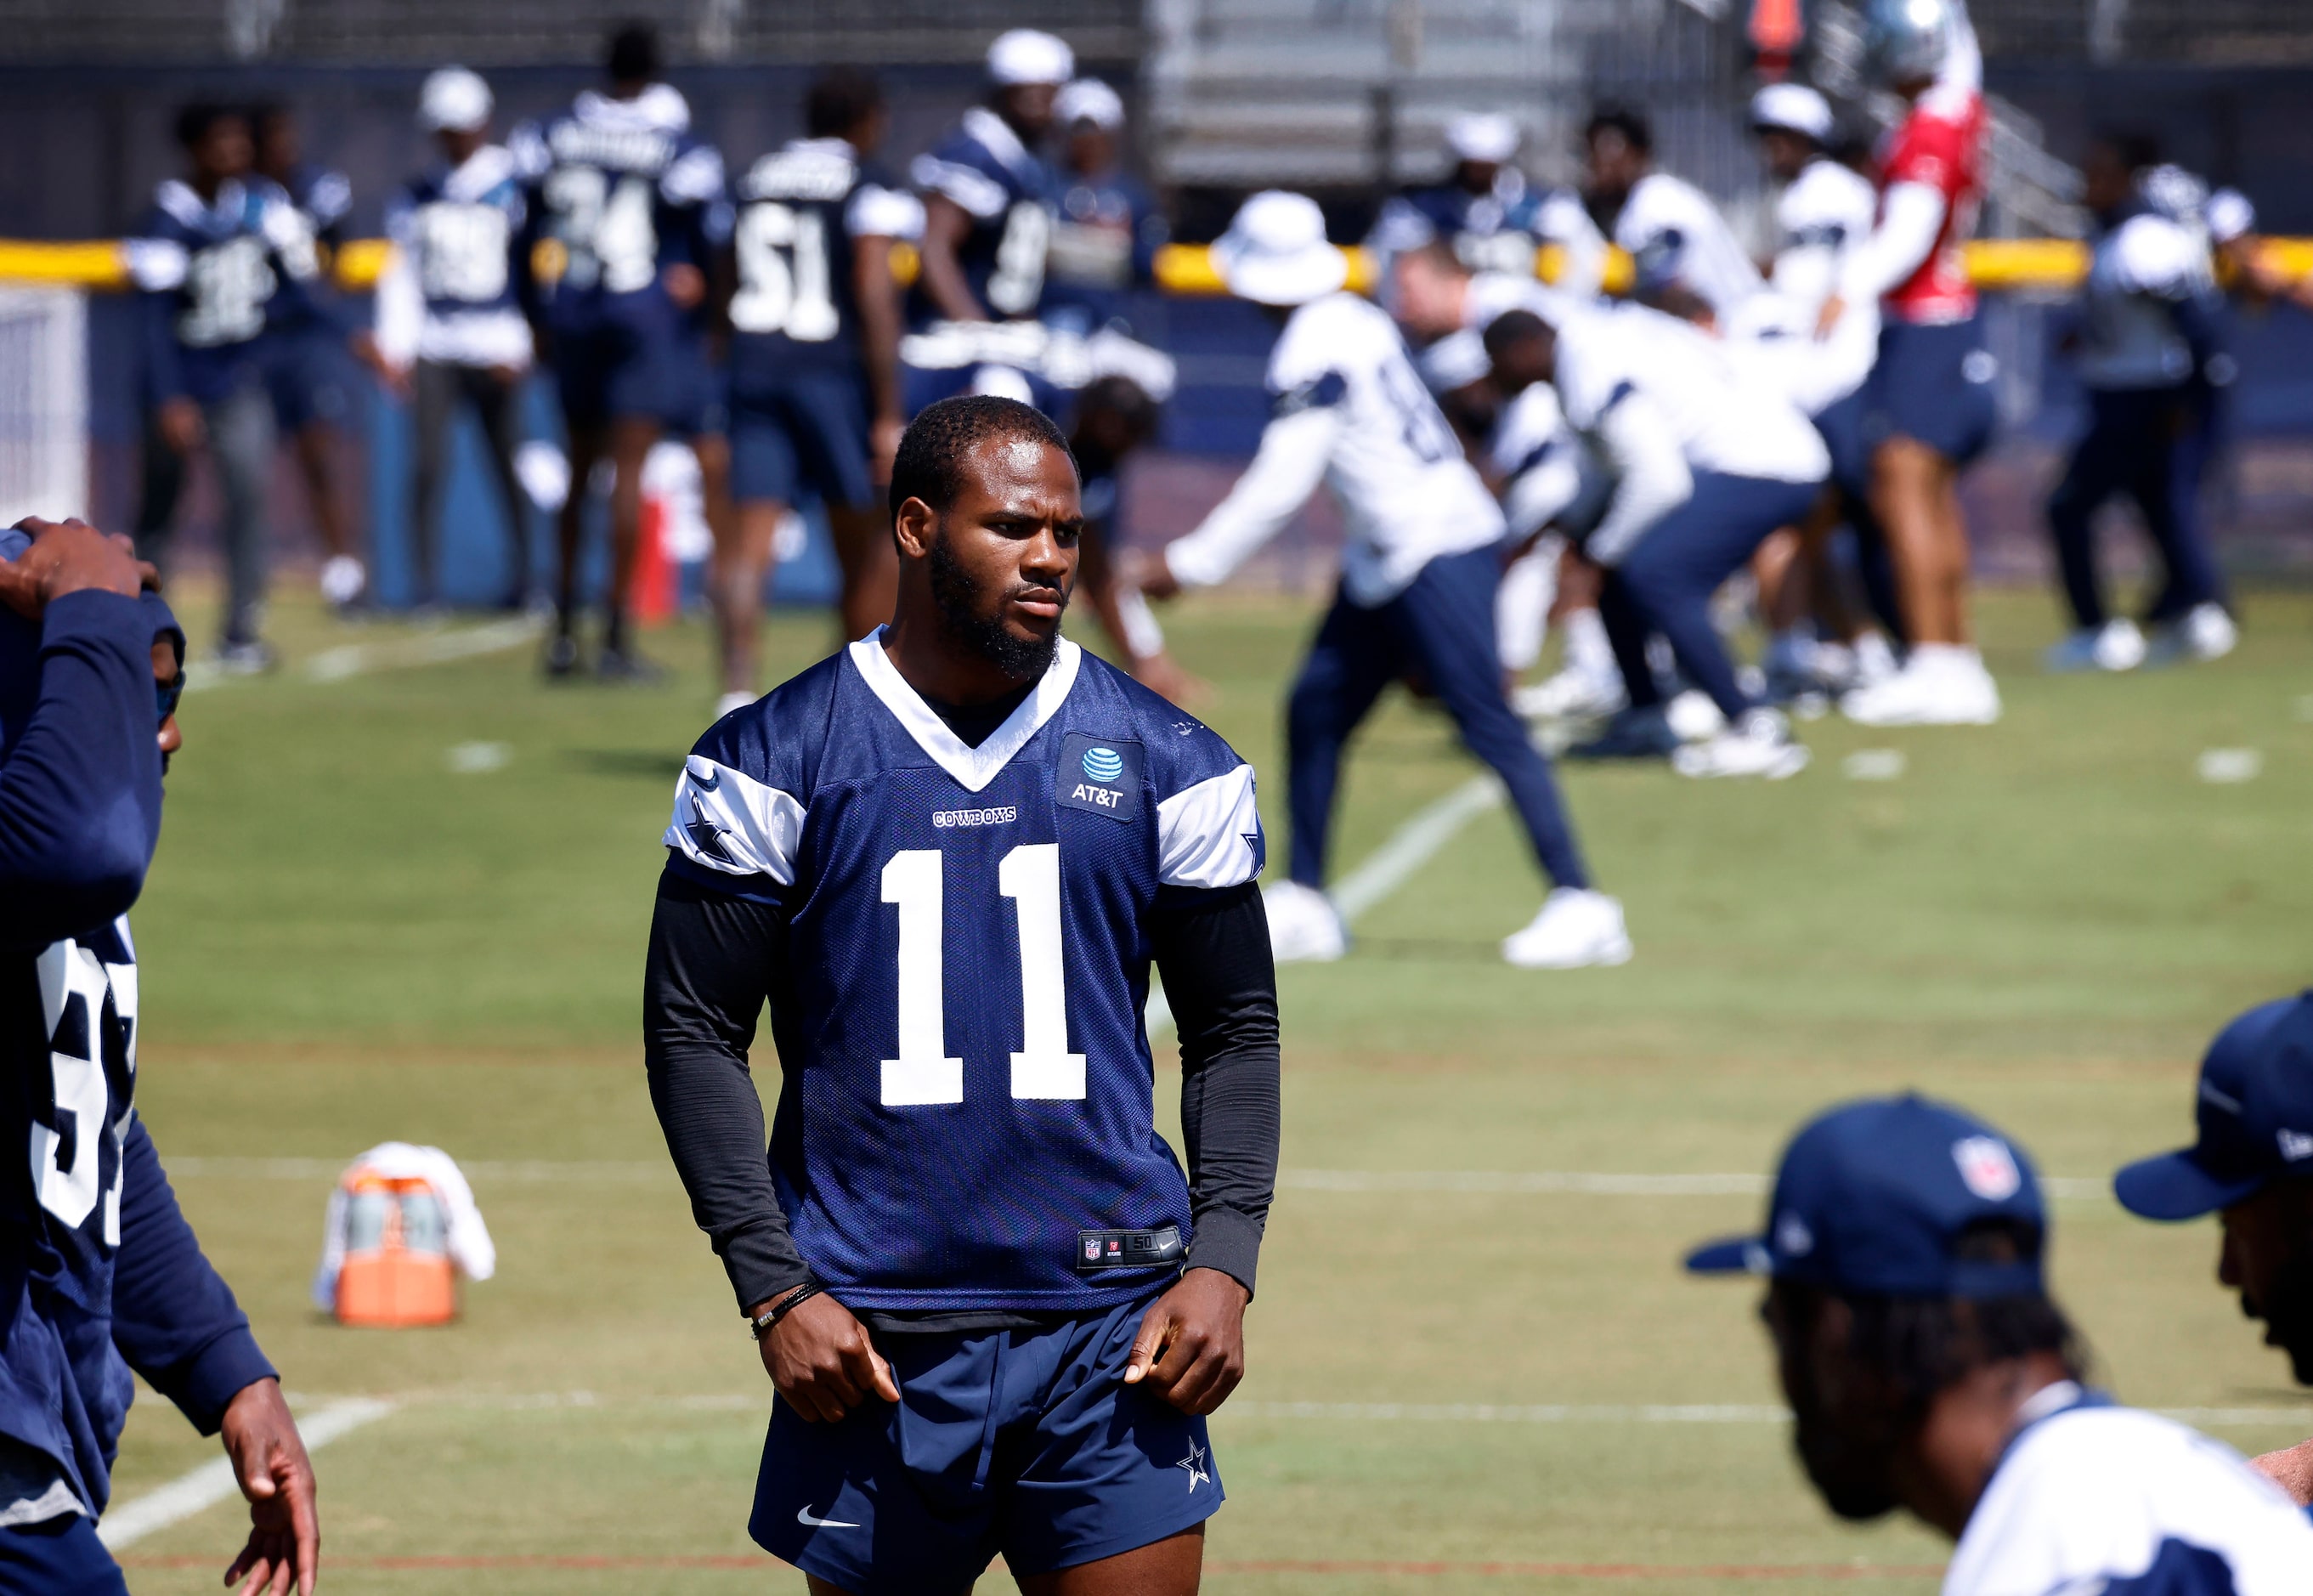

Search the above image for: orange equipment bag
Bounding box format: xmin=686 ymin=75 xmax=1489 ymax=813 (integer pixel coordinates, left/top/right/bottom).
xmin=332 ymin=1172 xmax=456 ymax=1327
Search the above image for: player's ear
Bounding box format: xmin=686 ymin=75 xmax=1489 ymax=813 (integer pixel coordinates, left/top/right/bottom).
xmin=892 ymin=497 xmax=938 ymax=560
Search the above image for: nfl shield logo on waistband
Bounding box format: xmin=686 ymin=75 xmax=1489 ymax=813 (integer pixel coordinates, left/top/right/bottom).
xmin=1084 ymin=1237 xmax=1101 ymax=1262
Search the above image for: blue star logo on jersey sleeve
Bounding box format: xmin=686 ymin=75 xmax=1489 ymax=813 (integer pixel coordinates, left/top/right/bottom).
xmin=684 ymin=816 xmax=737 ymax=864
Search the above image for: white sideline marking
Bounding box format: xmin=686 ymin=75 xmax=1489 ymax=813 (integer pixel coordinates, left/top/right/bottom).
xmin=2197 ymin=748 xmax=2263 ymax=784
xmin=164 ymin=1157 xmax=668 ymax=1183
xmin=184 ymin=615 xmax=542 ymax=693
xmin=1145 ymin=773 xmax=1505 ymax=1041
xmin=446 ymin=740 xmax=512 ymax=774
xmin=98 ymin=1396 xmax=396 ymax=1549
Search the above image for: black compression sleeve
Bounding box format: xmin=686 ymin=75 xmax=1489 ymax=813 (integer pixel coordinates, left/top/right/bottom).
xmin=1151 ymin=880 xmax=1281 ymax=1296
xmin=642 ymin=866 xmax=813 ymax=1314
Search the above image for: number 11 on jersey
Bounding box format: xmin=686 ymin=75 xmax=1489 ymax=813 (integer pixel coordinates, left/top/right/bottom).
xmin=880 ymin=845 xmax=1086 ymax=1107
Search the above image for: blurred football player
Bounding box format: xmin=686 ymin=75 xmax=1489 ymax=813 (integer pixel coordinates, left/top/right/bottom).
xmin=127 ymin=105 xmax=342 ymax=671
xmin=2044 ymin=134 xmax=2235 ymax=673
xmin=375 ymin=67 xmax=536 ymax=612
xmin=716 ymin=66 xmax=919 ymax=716
xmin=645 ymin=395 xmax=1277 ymax=1594
xmin=1583 ymin=105 xmax=1761 ymax=324
xmin=250 ymin=103 xmax=371 ymax=614
xmin=1041 ymin=77 xmax=1167 ymax=337
xmin=512 ymin=21 xmax=730 ymax=680
xmin=1370 ymin=111 xmax=1605 ymax=298
xmin=1690 ymin=1095 xmax=2313 ymax=1593
xmin=1135 ymin=193 xmax=1629 ymax=970
xmin=2112 ymin=993 xmax=2313 ymax=1506
xmin=1823 ymin=0 xmax=2001 ymax=727
xmin=911 ymin=30 xmax=1067 ymax=333
xmin=1486 ymin=301 xmax=1828 ymax=778
xmin=0 ymin=518 xmax=319 ymax=1596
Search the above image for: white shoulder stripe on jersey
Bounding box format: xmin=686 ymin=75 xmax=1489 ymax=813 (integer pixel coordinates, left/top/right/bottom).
xmin=910 ymin=154 xmax=1009 ymax=220
xmin=850 ymin=631 xmax=1083 ymax=795
xmin=663 ymin=755 xmax=806 ymax=883
xmin=1156 ymin=763 xmax=1263 ymax=890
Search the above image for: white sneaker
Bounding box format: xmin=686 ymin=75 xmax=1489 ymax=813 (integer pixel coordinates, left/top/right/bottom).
xmin=1841 ymin=646 xmax=2001 ymax=727
xmin=1513 ymin=666 xmax=1626 ymax=722
xmin=1671 ymin=708 xmax=1810 ymax=780
xmin=1501 ymin=888 xmax=1632 ymax=970
xmin=1663 ymin=689 xmax=1726 ymax=743
xmin=320 ymin=555 xmax=367 ymax=609
xmin=2044 ymin=619 xmax=2144 ymax=674
xmin=713 ymin=690 xmax=755 ymax=721
xmin=2146 ymin=603 xmax=2237 ymax=666
xmin=1264 ymin=881 xmax=1348 ymax=964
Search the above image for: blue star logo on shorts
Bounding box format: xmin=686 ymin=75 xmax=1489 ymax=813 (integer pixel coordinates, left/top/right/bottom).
xmin=1176 ymin=1441 xmax=1210 ymax=1492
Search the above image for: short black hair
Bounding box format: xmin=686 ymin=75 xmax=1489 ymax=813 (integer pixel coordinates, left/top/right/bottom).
xmin=1482 ymin=308 xmax=1551 ymax=361
xmin=806 ymin=67 xmax=884 ymax=141
xmin=606 ymin=21 xmax=661 ymax=84
xmin=890 ymin=395 xmax=1074 ymax=522
xmin=1585 ymin=105 xmax=1652 ymax=155
xmin=246 ymin=99 xmax=290 ymax=136
xmin=175 ymin=102 xmax=243 ymax=151
xmin=2095 ymin=131 xmax=2163 ymax=175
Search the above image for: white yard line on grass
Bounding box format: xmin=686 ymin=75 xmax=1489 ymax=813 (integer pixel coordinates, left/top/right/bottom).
xmin=184 ymin=615 xmax=544 ymax=693
xmin=98 ymin=1396 xmax=396 ymax=1550
xmin=1145 ymin=773 xmax=1505 ymax=1039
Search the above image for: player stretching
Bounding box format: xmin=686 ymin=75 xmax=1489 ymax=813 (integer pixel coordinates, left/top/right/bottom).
xmin=716 ymin=68 xmax=919 ymax=716
xmin=1135 ymin=193 xmax=1628 ymax=970
xmin=645 ymin=396 xmax=1278 ymax=1593
xmin=512 ymin=22 xmax=728 ymax=680
xmin=1689 ymin=1095 xmax=2313 ymax=1590
xmin=1824 ymin=0 xmax=2001 ymax=727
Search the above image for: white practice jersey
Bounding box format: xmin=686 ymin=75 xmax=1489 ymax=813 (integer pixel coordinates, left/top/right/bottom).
xmin=1489 ymin=382 xmax=1598 ymax=541
xmin=1615 ymin=172 xmax=1762 ymax=320
xmin=1555 ymin=301 xmax=1827 ymax=483
xmin=1769 ymin=158 xmax=1878 ymax=317
xmin=1164 ymin=291 xmax=1503 ymax=606
xmin=1947 ymin=1386 xmax=2313 ymax=1596
xmin=2077 ymin=211 xmax=2217 ymax=391
xmin=1724 ymin=286 xmax=1880 ymax=416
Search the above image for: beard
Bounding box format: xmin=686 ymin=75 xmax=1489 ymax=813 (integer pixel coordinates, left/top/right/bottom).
xmin=926 ymin=525 xmax=1064 ymax=682
xmin=2254 ymin=1247 xmax=2313 ymax=1384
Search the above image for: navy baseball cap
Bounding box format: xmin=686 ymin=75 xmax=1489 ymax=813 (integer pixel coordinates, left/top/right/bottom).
xmin=2113 ymin=993 xmax=2313 ymax=1221
xmin=1686 ymin=1095 xmax=2046 ymax=1299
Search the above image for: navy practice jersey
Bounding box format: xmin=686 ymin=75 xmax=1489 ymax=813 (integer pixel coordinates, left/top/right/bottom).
xmin=1043 ymin=167 xmax=1166 ymax=337
xmin=123 ymin=177 xmax=326 ymax=405
xmin=727 ymin=137 xmax=921 ymax=383
xmin=1372 ymin=171 xmax=1602 ymax=283
xmin=510 ymin=85 xmax=729 ymax=325
xmin=379 ymin=144 xmax=532 ymax=369
xmin=660 ymin=636 xmax=1264 ymax=1311
xmin=909 ymin=106 xmax=1056 ymax=323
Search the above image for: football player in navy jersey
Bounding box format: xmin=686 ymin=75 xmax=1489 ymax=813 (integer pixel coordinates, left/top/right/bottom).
xmin=1040 ymin=78 xmax=1166 ymax=337
xmin=512 ymin=22 xmax=730 ymax=680
xmin=715 ymin=67 xmax=920 ymax=716
xmin=0 ymin=518 xmax=318 ymax=1596
xmin=250 ymin=104 xmax=372 ymax=614
xmin=375 ymin=67 xmax=536 ymax=612
xmin=644 ymin=395 xmax=1277 ymax=1594
xmin=1369 ymin=112 xmax=1605 ymax=298
xmin=127 ymin=105 xmax=342 ymax=672
xmin=911 ymin=30 xmax=1067 ymax=334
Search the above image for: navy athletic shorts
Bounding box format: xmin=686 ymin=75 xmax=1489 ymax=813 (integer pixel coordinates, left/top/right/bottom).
xmin=749 ymin=1291 xmax=1222 ymax=1594
xmin=1865 ymin=315 xmax=1998 ymax=467
xmin=550 ymin=297 xmax=680 ymax=429
xmin=658 ymin=331 xmax=726 ymax=440
xmin=730 ymin=369 xmax=874 ymax=510
xmin=0 ymin=1515 xmax=127 ymax=1596
xmin=261 ymin=328 xmax=353 ymax=433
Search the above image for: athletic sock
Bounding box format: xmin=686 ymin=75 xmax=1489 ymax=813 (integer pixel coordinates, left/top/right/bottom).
xmin=1564 ymin=608 xmax=1615 ymax=682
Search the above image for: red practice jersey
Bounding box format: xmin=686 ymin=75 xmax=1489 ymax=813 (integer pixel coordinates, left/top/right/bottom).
xmin=1878 ymin=86 xmax=1985 ymax=325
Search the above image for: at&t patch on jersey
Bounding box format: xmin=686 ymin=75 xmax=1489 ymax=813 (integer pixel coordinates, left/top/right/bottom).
xmin=1058 ymin=733 xmax=1142 ymax=822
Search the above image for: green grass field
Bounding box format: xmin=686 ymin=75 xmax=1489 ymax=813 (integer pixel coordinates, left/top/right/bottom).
xmin=104 ymin=580 xmax=2313 ymax=1593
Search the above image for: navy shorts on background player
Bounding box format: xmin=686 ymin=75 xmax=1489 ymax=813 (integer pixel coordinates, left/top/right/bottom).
xmin=1867 ymin=318 xmax=1996 ymax=467
xmin=0 ymin=1515 xmax=130 ymax=1596
xmin=261 ymin=330 xmax=353 ymax=433
xmin=551 ymin=299 xmax=679 ymax=427
xmin=730 ymin=371 xmax=874 ymax=508
xmin=753 ymin=1292 xmax=1220 ymax=1593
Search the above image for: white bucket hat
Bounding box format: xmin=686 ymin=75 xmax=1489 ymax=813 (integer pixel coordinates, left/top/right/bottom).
xmin=987 ymin=29 xmax=1074 ymax=88
xmin=418 ymin=66 xmax=493 ymax=133
xmin=1056 ymin=77 xmax=1124 ymax=131
xmin=1213 ymin=191 xmax=1349 ymax=307
xmin=1445 ymin=112 xmax=1519 ymax=164
xmin=1749 ymin=83 xmax=1832 ymax=142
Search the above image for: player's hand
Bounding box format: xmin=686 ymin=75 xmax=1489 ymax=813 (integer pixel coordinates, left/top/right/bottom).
xmin=1123 ymin=547 xmax=1182 ymax=603
xmin=870 ymin=415 xmax=904 ymax=488
xmin=2251 ymin=1438 xmax=2313 ymax=1507
xmin=159 ymin=397 xmax=206 ymax=455
xmin=664 ymin=263 xmax=707 ymax=310
xmin=218 ymin=1378 xmax=320 ymax=1596
xmin=1813 ymin=294 xmax=1845 ymax=341
xmin=757 ymin=1292 xmax=900 ymax=1423
xmin=1123 ymin=1268 xmax=1249 ymax=1417
xmin=0 ymin=517 xmax=156 ymax=619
